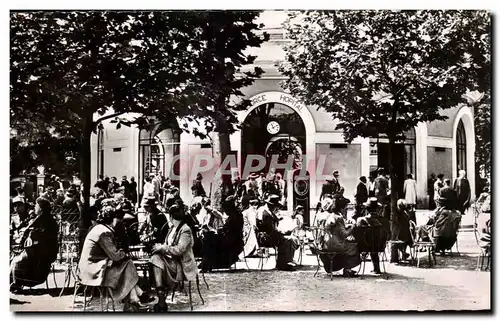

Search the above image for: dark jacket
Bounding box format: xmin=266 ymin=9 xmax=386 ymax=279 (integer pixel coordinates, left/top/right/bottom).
xmin=11 ymin=213 xmax=59 ymax=287
xmin=453 ymin=177 xmax=471 ymax=213
xmin=355 ymin=182 xmax=369 ymax=205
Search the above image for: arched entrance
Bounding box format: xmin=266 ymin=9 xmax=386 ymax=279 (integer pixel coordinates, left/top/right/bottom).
xmin=241 ymin=102 xmax=306 ymax=175
xmin=241 ymin=103 xmax=307 ymax=213
xmin=138 ymin=122 xmax=181 ymax=197
xmin=452 ymin=106 xmax=475 ymax=200
xmin=232 ymin=91 xmax=317 ymax=222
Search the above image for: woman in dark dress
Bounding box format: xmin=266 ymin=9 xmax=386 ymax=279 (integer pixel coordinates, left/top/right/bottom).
xmin=10 ymin=196 xmax=59 ymax=290
xmin=199 ymin=196 xmax=244 ymax=271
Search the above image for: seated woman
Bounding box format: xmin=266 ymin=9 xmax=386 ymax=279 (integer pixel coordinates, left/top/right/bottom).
xmin=415 ymin=194 xmax=462 ymax=253
xmin=10 ymin=196 xmax=59 ymax=291
xmin=150 ymin=205 xmax=198 ymax=312
xmin=256 ymin=195 xmax=299 ymax=271
xmin=395 ymin=199 xmax=413 ymax=261
xmin=139 ymin=197 xmax=169 ymax=250
xmin=199 ymin=196 xmax=244 ymax=271
xmin=78 ymin=205 xmax=153 ymax=311
xmin=239 ymin=197 xmax=260 ymax=258
xmin=317 ymin=195 xmax=360 ymax=277
xmin=353 ymin=197 xmax=390 ymax=274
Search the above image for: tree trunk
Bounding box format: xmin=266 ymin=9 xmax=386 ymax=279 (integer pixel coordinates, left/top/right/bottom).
xmin=78 ymin=115 xmax=93 ymax=254
xmin=210 ymin=131 xmax=232 ymax=211
xmin=388 ymin=136 xmax=400 ymax=263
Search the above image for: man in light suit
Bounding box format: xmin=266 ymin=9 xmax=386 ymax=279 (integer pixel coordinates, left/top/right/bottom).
xmin=150 ymin=204 xmax=198 ymax=312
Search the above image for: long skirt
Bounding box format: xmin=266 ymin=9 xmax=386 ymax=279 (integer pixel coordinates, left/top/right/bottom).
xmin=240 ymin=225 xmax=259 ymax=258
xmin=320 ymin=253 xmax=361 ymax=273
xmin=150 ymin=254 xmax=183 ymax=289
xmin=103 ymin=259 xmax=139 ymax=302
xmin=276 ymin=236 xmax=299 ymax=268
xmin=10 ymin=249 xmax=51 ymax=288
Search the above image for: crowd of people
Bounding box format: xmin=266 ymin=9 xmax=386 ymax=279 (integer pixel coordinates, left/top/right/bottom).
xmin=9 ymin=167 xmax=490 ymax=311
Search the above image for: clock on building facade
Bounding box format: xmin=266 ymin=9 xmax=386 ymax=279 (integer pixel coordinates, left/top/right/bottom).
xmin=266 ymin=121 xmax=280 ymax=134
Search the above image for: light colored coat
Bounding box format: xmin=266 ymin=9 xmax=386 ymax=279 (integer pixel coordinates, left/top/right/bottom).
xmin=78 ymin=224 xmax=138 ymax=301
xmin=159 ymin=222 xmax=198 ymax=281
xmin=403 ymin=178 xmax=417 ymax=205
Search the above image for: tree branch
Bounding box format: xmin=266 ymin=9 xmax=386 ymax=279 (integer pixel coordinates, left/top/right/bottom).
xmin=93 ymin=111 xmax=127 ymax=127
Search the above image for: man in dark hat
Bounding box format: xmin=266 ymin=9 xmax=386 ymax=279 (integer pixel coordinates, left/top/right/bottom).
xmin=140 ymin=197 xmax=168 ymax=245
xmin=354 ymin=197 xmax=389 ymax=275
xmin=121 ymin=176 xmax=130 ymax=200
xmin=191 ymin=173 xmax=206 ymax=198
xmin=416 ymin=193 xmax=462 ymax=253
xmin=256 ymin=195 xmax=299 ymax=271
xmin=354 ymin=176 xmax=369 ymax=219
xmin=319 ymin=170 xmax=341 ymax=202
xmin=150 ymin=204 xmax=198 ymax=312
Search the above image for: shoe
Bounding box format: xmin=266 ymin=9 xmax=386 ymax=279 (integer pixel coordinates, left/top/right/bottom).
xmin=139 ymin=293 xmax=155 ymax=304
xmin=124 ymin=301 xmax=149 ymax=312
xmin=276 ymin=263 xmax=297 ymax=271
xmin=371 ymin=269 xmax=382 ymax=275
xmin=153 ymin=303 xmax=169 ymax=312
xmin=342 ymin=269 xmax=358 ymax=277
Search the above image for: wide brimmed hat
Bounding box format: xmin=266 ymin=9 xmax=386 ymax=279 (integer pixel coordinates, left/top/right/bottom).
xmin=169 ymin=204 xmax=185 ymax=220
xmin=364 ymin=197 xmax=382 ymax=208
xmin=265 ymin=194 xmax=282 ymax=207
xmin=247 ymin=173 xmax=259 ymax=179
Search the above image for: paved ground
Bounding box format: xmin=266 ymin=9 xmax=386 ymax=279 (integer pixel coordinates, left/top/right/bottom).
xmin=10 ymin=228 xmax=490 ymax=312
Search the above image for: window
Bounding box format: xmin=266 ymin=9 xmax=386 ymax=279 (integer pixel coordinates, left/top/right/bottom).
xmin=97 ymin=129 xmax=104 ymax=178
xmin=456 ymin=120 xmax=467 ymax=172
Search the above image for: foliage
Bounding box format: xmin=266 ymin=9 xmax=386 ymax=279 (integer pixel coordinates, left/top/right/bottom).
xmin=280 ymin=10 xmax=490 ymax=142
xmin=171 ymin=11 xmax=269 ymax=209
xmin=280 ymin=10 xmax=491 ymax=254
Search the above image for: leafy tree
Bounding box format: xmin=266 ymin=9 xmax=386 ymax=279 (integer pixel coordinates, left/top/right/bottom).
xmin=280 ymin=10 xmax=490 ymax=261
xmin=10 ymin=11 xmax=217 ymax=246
xmin=186 ymin=11 xmax=269 ymax=210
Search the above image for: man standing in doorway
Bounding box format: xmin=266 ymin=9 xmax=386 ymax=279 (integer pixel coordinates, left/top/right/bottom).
xmin=428 ymin=173 xmax=437 ymax=210
xmin=454 ymin=170 xmax=471 ymax=215
xmin=374 ymin=168 xmax=390 ymax=219
xmin=434 ymin=174 xmax=445 ymax=207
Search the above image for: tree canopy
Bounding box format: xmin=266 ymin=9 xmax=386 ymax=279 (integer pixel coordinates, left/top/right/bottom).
xmin=280 ymin=10 xmax=491 ymax=258
xmin=10 ymin=11 xmax=269 ymax=214
xmin=280 ymin=10 xmax=490 ymax=142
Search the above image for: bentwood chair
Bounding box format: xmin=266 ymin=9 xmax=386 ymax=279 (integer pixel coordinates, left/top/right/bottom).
xmin=355 ymin=226 xmax=390 ymax=279
xmin=409 ymin=221 xmax=436 ymax=268
xmin=473 ymin=205 xmax=491 ymax=271
xmin=310 ymin=226 xmax=338 ymax=280
xmin=170 ymin=275 xmax=205 ymax=311
xmin=72 ymin=267 xmax=115 ymax=312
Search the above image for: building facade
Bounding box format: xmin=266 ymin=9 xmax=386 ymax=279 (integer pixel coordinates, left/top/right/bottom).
xmin=90 ymin=11 xmax=476 ymax=221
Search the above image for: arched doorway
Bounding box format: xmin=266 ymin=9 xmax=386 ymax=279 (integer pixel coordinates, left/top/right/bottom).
xmin=241 ymin=102 xmax=307 ymax=216
xmin=241 ymin=102 xmax=306 ymax=175
xmin=452 ymin=106 xmax=475 ymax=200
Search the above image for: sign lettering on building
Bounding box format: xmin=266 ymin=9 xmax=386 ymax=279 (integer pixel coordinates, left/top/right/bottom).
xmin=250 ymin=93 xmax=306 ymax=113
